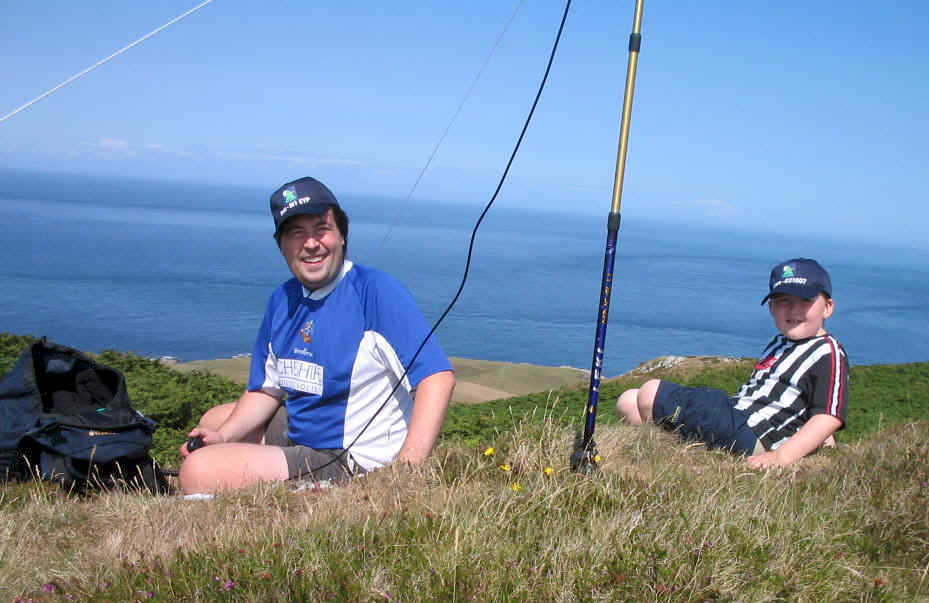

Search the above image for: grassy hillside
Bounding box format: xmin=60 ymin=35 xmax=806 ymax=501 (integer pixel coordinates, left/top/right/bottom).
xmin=1 ymin=333 xmax=928 ymax=600
xmin=2 ymin=333 xmax=927 ymax=466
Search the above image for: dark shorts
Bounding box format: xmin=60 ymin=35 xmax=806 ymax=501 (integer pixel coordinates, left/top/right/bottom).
xmin=264 ymin=405 xmax=359 ymax=483
xmin=652 ymin=381 xmax=762 ymax=455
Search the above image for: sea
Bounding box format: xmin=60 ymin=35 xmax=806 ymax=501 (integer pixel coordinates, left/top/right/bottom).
xmin=1 ymin=169 xmax=927 ymax=377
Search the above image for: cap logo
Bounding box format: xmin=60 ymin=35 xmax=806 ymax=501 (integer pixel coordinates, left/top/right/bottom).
xmin=278 ymin=193 xmax=314 ymax=217
xmin=781 ymin=265 xmax=795 ymax=278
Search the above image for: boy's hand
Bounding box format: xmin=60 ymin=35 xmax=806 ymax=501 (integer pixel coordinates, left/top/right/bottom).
xmin=746 ymin=450 xmax=785 ymax=470
xmin=746 ymin=414 xmax=842 ymax=470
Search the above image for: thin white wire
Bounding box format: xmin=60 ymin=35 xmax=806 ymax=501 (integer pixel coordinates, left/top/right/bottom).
xmin=0 ymin=0 xmax=216 ymax=125
xmin=377 ymin=0 xmax=525 ymax=249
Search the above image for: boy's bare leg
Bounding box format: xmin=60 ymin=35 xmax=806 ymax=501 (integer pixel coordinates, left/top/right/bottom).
xmin=617 ymin=389 xmax=643 ymax=424
xmin=635 ymin=379 xmax=661 ymax=423
xmin=617 ymin=379 xmax=662 ymax=424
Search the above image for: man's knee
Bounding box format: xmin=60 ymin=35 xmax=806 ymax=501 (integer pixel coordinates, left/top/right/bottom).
xmin=197 ymin=401 xmax=270 ymax=444
xmin=198 ymin=402 xmax=237 ymax=431
xmin=178 ymin=450 xmax=218 ymax=493
xmin=178 ymin=444 xmax=289 ymax=494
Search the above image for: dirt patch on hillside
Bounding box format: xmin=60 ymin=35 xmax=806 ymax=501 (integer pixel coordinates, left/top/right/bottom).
xmin=171 ymin=355 xmax=588 ymax=404
xmin=615 ymin=355 xmax=748 ymax=381
xmin=452 ymin=381 xmax=517 ymax=404
xmin=171 ymin=354 xmax=748 ymax=404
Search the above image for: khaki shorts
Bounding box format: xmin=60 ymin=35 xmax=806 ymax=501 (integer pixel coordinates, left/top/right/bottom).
xmin=264 ymin=405 xmax=359 ymax=483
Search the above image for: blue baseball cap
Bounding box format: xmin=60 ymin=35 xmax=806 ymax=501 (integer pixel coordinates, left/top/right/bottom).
xmin=761 ymin=258 xmax=832 ymax=304
xmin=269 ymin=176 xmax=340 ymax=236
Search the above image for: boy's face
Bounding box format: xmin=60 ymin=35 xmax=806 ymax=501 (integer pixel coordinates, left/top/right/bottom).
xmin=768 ymin=293 xmax=834 ymax=340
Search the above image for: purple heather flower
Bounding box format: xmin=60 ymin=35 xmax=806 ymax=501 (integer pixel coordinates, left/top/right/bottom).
xmin=41 ymin=583 xmax=56 ymax=593
xmin=223 ymin=579 xmax=236 ymax=591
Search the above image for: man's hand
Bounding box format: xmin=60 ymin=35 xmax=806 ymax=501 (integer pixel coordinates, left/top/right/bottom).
xmin=179 ymin=391 xmax=281 ymax=458
xmin=179 ymin=427 xmax=226 ymax=458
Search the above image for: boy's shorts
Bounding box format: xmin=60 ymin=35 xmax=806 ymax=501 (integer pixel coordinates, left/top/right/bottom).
xmin=263 ymin=405 xmax=360 ymax=483
xmin=652 ymin=381 xmax=764 ymax=455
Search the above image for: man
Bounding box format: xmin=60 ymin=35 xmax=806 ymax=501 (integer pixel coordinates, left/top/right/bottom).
xmin=178 ymin=177 xmax=455 ymax=493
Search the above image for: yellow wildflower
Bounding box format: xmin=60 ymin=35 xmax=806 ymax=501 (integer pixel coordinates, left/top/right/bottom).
xmin=483 ymin=447 xmax=495 ymax=457
xmin=543 ymin=466 xmax=553 ymax=476
xmin=511 ymin=483 xmax=521 ymax=492
xmin=499 ymin=464 xmax=510 ymax=472
xmin=593 ymin=454 xmax=602 ymax=464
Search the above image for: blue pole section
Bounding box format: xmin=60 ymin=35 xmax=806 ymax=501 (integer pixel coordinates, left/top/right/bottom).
xmin=585 ymin=211 xmax=620 ymax=440
xmin=571 ymin=0 xmax=642 ymax=473
xmin=570 ymin=212 xmax=620 ymax=473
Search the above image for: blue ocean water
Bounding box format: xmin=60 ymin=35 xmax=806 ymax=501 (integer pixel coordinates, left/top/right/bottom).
xmin=1 ymin=170 xmax=927 ymax=376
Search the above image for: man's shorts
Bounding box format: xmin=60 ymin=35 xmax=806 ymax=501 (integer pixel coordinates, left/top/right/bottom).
xmin=263 ymin=405 xmax=360 ymax=483
xmin=652 ymin=381 xmax=764 ymax=455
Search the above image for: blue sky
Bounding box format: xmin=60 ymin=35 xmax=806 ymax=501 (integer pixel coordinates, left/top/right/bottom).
xmin=2 ymin=1 xmax=927 ymax=247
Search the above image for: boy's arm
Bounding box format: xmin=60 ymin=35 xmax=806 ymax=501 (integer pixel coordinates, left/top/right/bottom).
xmin=746 ymin=413 xmax=842 ymax=470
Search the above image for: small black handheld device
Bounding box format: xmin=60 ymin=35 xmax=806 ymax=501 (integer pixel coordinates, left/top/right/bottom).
xmin=186 ymin=435 xmax=205 ymax=453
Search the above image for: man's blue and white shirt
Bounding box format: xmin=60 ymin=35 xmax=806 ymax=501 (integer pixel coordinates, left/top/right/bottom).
xmin=247 ymin=260 xmax=452 ymax=471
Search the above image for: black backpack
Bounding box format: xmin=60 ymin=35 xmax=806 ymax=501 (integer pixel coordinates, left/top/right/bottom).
xmin=0 ymin=338 xmax=169 ymax=494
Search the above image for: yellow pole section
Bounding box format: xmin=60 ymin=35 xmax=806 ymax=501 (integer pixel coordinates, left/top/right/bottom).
xmin=610 ymin=0 xmax=644 ymax=215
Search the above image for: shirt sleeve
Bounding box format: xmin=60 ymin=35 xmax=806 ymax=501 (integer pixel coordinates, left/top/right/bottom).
xmin=246 ymin=288 xmax=284 ymax=398
xmin=807 ymin=337 xmax=849 ymax=426
xmin=359 ymin=270 xmax=452 ymax=388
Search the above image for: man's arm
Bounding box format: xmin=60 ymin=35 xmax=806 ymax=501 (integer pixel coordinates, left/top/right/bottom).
xmin=182 ymin=390 xmax=281 ymax=456
xmin=217 ymin=390 xmax=282 ymax=441
xmin=746 ymin=413 xmax=842 ymax=469
xmin=396 ymin=370 xmax=455 ymax=464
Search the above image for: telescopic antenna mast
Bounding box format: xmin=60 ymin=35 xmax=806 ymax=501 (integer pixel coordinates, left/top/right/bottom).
xmin=571 ymin=0 xmax=644 ymax=473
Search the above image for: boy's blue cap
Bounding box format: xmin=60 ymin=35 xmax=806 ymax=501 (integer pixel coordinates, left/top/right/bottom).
xmin=269 ymin=176 xmax=340 ymax=236
xmin=761 ymin=258 xmax=832 ymax=304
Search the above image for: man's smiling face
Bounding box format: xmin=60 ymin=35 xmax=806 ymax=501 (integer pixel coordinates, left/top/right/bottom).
xmin=279 ymin=208 xmax=345 ymax=291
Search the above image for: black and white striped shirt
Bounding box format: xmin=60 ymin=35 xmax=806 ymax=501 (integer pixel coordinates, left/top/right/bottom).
xmin=732 ymin=333 xmax=849 ymax=451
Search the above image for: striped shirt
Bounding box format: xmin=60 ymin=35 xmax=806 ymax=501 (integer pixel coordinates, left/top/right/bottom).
xmin=732 ymin=334 xmax=849 ymax=451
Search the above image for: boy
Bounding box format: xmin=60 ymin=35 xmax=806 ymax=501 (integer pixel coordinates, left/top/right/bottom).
xmin=616 ymin=258 xmax=848 ymax=469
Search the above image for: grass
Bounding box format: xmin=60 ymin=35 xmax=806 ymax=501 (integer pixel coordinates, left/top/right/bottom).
xmin=3 ymin=411 xmax=928 ymax=600
xmin=2 ymin=332 xmax=928 ymax=600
